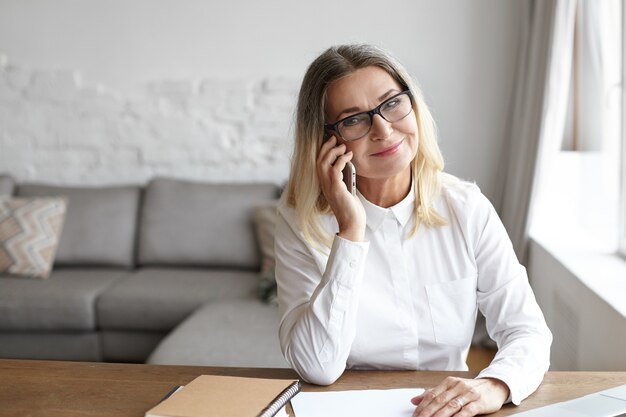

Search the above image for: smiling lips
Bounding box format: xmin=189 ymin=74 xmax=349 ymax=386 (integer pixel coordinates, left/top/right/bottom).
xmin=371 ymin=138 xmax=404 ymax=157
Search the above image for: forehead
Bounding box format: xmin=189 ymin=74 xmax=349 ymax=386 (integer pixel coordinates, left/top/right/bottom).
xmin=325 ymin=66 xmax=403 ymax=119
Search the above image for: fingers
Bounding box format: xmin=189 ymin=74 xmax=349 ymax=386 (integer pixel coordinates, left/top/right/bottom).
xmin=316 ymin=135 xmax=353 ymax=194
xmin=454 ymin=398 xmax=480 ymax=417
xmin=315 ymin=135 xmax=365 ymax=239
xmin=411 ymin=377 xmax=481 ymax=417
xmin=411 ymin=381 xmax=452 ymax=417
xmin=317 ymin=136 xmax=348 ymax=170
xmin=316 ymin=135 xmax=339 ymax=166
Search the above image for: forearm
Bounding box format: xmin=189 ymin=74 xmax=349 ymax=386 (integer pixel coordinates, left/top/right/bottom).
xmin=478 ymin=330 xmax=551 ymax=405
xmin=279 ymin=284 xmax=360 ymax=385
xmin=478 ymin=278 xmax=553 ymax=404
xmin=277 ymin=235 xmax=369 ymax=385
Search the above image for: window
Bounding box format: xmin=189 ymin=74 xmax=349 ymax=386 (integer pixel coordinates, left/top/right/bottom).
xmin=620 ymin=0 xmax=626 ymax=258
xmin=532 ymin=0 xmax=623 ymax=254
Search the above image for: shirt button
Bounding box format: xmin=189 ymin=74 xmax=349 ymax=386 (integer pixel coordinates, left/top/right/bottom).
xmin=349 ymin=260 xmax=356 ymax=268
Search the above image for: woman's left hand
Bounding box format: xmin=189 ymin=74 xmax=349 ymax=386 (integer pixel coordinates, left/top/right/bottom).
xmin=410 ymin=377 xmax=509 ymax=417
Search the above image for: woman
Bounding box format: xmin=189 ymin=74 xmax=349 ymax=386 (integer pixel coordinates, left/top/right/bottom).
xmin=274 ymin=44 xmax=552 ymax=417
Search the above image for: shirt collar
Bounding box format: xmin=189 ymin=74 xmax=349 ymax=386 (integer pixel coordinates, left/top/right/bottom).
xmin=356 ymin=180 xmax=415 ymax=232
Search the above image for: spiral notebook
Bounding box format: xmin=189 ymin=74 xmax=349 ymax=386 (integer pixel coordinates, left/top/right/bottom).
xmin=145 ymin=375 xmax=301 ymax=417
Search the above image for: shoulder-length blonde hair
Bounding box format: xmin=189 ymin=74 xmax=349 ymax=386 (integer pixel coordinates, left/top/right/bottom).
xmin=284 ymin=44 xmax=447 ymax=250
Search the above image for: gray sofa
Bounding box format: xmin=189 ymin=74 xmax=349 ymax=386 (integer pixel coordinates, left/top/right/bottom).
xmin=0 ymin=174 xmax=288 ymax=368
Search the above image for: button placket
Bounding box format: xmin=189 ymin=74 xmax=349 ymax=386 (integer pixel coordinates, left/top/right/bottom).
xmin=385 ymin=213 xmax=419 ymax=365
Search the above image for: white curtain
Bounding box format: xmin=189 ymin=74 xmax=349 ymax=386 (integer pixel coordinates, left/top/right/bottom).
xmin=495 ymin=0 xmax=577 ymax=264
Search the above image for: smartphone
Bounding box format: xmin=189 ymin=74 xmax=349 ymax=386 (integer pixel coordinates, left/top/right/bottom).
xmin=342 ymin=161 xmax=356 ymax=196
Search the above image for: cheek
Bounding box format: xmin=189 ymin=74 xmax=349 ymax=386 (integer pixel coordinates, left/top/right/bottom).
xmin=344 ymin=141 xmax=356 ymax=153
xmin=342 ymin=142 xmax=367 ymax=173
xmin=344 ymin=141 xmax=367 ymax=164
xmin=400 ymin=119 xmax=419 ymax=155
xmin=398 ymin=115 xmax=419 ymax=136
xmin=344 ymin=141 xmax=362 ymax=157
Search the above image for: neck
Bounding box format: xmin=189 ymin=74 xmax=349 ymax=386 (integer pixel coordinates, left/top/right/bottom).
xmin=357 ymin=166 xmax=412 ymax=208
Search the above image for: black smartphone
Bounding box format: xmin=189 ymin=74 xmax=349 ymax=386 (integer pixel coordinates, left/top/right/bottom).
xmin=342 ymin=161 xmax=356 ymax=196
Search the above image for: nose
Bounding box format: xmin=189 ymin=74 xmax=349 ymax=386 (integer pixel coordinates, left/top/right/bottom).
xmin=369 ymin=113 xmax=393 ymax=141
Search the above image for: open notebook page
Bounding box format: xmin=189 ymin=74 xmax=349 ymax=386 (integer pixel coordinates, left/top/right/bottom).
xmin=291 ymin=388 xmax=425 ymax=417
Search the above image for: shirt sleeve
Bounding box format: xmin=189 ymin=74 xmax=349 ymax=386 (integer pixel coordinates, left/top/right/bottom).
xmin=274 ymin=207 xmax=370 ymax=385
xmin=468 ymin=191 xmax=553 ymax=405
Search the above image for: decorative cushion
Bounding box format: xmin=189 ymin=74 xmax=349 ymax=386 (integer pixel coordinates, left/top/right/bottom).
xmin=0 ymin=197 xmax=67 ymax=279
xmin=254 ymin=201 xmax=279 ymax=304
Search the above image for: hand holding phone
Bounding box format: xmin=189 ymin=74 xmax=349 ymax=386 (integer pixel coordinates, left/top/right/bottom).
xmin=317 ymin=136 xmax=366 ymax=241
xmin=342 ymin=161 xmax=356 ymax=196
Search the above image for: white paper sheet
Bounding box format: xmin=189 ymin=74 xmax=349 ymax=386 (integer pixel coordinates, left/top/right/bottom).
xmin=291 ymin=388 xmax=425 ymax=417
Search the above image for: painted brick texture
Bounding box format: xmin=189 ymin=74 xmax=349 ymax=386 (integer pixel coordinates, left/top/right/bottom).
xmin=0 ymin=55 xmax=298 ymax=185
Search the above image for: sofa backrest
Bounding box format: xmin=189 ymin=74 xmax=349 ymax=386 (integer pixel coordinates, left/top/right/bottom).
xmin=16 ymin=184 xmax=141 ymax=268
xmin=138 ymin=177 xmax=279 ymax=269
xmin=0 ymin=174 xmax=15 ymax=196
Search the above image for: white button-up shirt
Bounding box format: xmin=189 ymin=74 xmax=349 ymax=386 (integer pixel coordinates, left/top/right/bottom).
xmin=275 ymin=177 xmax=552 ymax=405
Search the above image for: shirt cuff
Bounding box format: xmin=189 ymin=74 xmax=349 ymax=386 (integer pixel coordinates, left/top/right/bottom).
xmin=326 ymin=234 xmax=369 ymax=288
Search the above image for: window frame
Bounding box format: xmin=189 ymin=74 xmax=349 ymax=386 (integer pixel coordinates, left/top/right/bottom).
xmin=620 ymin=0 xmax=626 ymax=258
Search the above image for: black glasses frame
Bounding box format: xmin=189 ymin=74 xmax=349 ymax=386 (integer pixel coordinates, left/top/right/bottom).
xmin=324 ymin=90 xmax=413 ymax=141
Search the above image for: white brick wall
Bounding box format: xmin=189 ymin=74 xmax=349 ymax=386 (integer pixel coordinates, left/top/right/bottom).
xmin=0 ymin=54 xmax=297 ymax=186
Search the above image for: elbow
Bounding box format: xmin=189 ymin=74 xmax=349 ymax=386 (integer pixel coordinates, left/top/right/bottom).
xmin=283 ymin=343 xmax=345 ymax=386
xmin=278 ymin=312 xmax=349 ymax=386
xmin=545 ymin=323 xmax=554 ymax=347
xmin=298 ymin=366 xmax=344 ymax=386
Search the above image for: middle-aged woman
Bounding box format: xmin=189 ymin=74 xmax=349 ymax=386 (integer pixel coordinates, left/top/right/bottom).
xmin=274 ymin=44 xmax=552 ymax=417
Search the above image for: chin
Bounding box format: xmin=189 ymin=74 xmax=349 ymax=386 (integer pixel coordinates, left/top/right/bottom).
xmin=361 ymin=161 xmax=412 ymax=180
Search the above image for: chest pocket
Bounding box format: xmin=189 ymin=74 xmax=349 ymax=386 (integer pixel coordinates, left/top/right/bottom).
xmin=425 ymin=276 xmax=478 ymax=347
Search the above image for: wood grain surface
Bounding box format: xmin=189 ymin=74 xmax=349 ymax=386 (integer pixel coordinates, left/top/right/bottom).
xmin=1 ymin=359 xmax=625 ymax=417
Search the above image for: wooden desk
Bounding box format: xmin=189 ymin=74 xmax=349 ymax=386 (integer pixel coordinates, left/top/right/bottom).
xmin=1 ymin=359 xmax=625 ymax=417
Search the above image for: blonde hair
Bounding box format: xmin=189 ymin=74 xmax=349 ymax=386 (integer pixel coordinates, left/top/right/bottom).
xmin=285 ymin=44 xmax=447 ymax=249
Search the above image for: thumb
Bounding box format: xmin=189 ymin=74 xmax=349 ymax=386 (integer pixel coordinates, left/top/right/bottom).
xmin=410 ymin=395 xmax=423 ymax=405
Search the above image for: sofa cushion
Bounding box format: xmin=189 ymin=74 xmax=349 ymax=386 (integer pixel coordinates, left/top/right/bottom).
xmin=147 ymin=300 xmax=288 ymax=368
xmin=0 ymin=197 xmax=67 ymax=279
xmin=100 ymin=331 xmax=166 ymax=363
xmin=0 ymin=332 xmax=101 ymax=361
xmin=96 ymin=267 xmax=259 ymax=332
xmin=16 ymin=184 xmax=141 ymax=267
xmin=0 ymin=174 xmax=15 ymax=196
xmin=0 ymin=268 xmax=128 ymax=331
xmin=138 ymin=178 xmax=279 ymax=268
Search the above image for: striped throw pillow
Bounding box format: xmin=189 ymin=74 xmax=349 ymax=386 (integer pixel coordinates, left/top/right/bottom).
xmin=253 ymin=201 xmax=279 ymax=305
xmin=0 ymin=197 xmax=67 ymax=279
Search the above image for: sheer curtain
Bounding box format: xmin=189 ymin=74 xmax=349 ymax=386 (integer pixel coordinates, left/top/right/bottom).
xmin=495 ymin=0 xmax=577 ymax=264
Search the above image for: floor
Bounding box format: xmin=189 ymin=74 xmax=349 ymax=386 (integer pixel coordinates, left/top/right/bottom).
xmin=466 ymin=347 xmax=497 ymax=372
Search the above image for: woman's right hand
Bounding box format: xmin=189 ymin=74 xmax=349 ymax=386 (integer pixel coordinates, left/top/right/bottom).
xmin=316 ymin=136 xmax=366 ymax=242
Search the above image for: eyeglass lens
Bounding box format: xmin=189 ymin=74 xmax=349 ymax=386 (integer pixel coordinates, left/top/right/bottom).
xmin=339 ymin=93 xmax=412 ymax=141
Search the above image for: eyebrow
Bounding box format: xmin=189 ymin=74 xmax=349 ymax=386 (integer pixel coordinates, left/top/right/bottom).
xmin=334 ymin=89 xmax=400 ymax=121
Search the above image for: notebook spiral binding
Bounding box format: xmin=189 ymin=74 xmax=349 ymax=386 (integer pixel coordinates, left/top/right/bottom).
xmin=257 ymin=380 xmax=302 ymax=417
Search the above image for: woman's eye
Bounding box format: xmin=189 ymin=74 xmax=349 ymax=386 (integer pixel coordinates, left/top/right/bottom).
xmin=383 ymin=99 xmax=400 ymax=110
xmin=343 ymin=116 xmax=366 ymax=127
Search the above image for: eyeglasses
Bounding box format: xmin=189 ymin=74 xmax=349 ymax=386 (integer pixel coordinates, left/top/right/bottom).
xmin=324 ymin=90 xmax=414 ymax=142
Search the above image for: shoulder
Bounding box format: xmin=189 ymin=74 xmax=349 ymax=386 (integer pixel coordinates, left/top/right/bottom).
xmin=439 ymin=172 xmax=482 ymax=206
xmin=275 ymin=201 xmax=304 ymax=243
xmin=276 ymin=200 xmax=337 ymax=242
xmin=438 ymin=173 xmax=495 ymax=222
xmin=276 ymin=200 xmax=298 ymax=228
